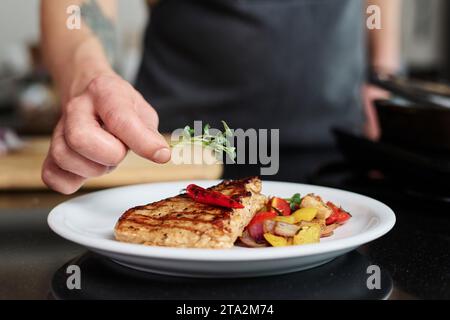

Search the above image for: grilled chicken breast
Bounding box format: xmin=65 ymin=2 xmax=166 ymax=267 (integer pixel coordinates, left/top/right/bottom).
xmin=114 ymin=177 xmax=266 ymax=248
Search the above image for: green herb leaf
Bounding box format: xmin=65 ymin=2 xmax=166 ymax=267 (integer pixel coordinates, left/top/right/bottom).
xmin=286 ymin=193 xmax=302 ymax=211
xmin=222 ymin=120 xmax=233 ymax=138
xmin=171 ymin=121 xmax=236 ymax=161
xmin=203 ymin=124 xmax=210 ymax=136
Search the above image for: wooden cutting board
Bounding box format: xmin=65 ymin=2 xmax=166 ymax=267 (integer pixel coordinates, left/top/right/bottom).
xmin=0 ymin=137 xmax=223 ymax=190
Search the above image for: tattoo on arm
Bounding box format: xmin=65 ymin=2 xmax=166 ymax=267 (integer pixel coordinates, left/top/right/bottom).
xmin=80 ymin=0 xmax=116 ymax=64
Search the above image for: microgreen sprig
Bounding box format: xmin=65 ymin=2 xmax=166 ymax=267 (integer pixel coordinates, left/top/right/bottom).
xmin=171 ymin=121 xmax=236 ymax=161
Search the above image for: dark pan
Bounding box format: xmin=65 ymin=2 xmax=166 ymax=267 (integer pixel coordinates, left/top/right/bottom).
xmin=369 ymin=73 xmax=450 ymax=152
xmin=370 ymin=73 xmax=450 ymax=108
xmin=332 ymin=128 xmax=450 ymax=187
xmin=375 ymin=99 xmax=450 ymax=152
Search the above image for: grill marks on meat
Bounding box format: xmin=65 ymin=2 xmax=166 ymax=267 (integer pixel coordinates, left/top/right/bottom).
xmin=119 ymin=196 xmax=233 ymax=232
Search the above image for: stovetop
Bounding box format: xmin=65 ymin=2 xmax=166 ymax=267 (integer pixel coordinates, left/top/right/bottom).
xmin=308 ymin=162 xmax=450 ymax=299
xmin=309 ymin=161 xmax=450 ymax=207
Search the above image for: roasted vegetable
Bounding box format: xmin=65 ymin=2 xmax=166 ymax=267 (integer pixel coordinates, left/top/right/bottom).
xmin=247 ymin=211 xmax=277 ymax=242
xmin=293 ymin=224 xmax=321 ymax=245
xmin=292 ymin=207 xmax=317 ymax=222
xmin=269 ymin=197 xmax=291 ymax=216
xmin=300 ymin=220 xmax=323 ymax=228
xmin=263 ymin=219 xmax=276 ymax=233
xmin=326 ymin=201 xmax=351 ymax=225
xmin=242 ymin=192 xmax=351 ymax=248
xmin=273 ymin=215 xmax=296 ymax=224
xmin=239 ymin=230 xmax=269 ymax=247
xmin=273 ymin=221 xmax=301 ymax=237
xmin=311 ymin=218 xmax=326 ymax=227
xmin=264 ymin=233 xmax=289 ymax=247
xmin=300 ymin=194 xmax=333 ymax=219
xmin=321 ymin=223 xmax=339 ymax=237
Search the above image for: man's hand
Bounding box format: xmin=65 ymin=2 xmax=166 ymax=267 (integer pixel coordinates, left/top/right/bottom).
xmin=42 ymin=74 xmax=171 ymax=194
xmin=39 ymin=1 xmax=167 ymax=194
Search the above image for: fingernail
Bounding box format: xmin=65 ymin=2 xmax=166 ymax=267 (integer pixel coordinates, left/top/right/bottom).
xmin=152 ymin=148 xmax=171 ymax=163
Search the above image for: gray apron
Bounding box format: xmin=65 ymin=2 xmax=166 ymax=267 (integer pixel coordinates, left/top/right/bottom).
xmin=135 ymin=0 xmax=366 ymax=147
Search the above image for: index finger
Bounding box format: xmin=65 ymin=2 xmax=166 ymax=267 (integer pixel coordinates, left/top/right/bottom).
xmin=97 ymin=94 xmax=171 ymax=163
xmin=64 ymin=95 xmax=128 ymax=166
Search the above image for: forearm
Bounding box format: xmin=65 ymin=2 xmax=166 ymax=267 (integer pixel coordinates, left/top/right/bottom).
xmin=367 ymin=0 xmax=402 ymax=73
xmin=40 ymin=0 xmax=117 ymax=103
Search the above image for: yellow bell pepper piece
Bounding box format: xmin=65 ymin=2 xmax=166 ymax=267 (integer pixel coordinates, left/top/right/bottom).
xmin=293 ymin=224 xmax=320 ymax=245
xmin=286 ymin=237 xmax=294 ymax=246
xmin=272 ymin=215 xmax=296 ymax=224
xmin=264 ymin=233 xmax=288 ymax=247
xmin=292 ymin=207 xmax=318 ymax=222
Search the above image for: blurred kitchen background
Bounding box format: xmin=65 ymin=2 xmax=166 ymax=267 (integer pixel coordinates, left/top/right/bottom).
xmin=0 ymin=0 xmax=448 ymax=191
xmin=0 ymin=0 xmax=227 ymax=198
xmin=0 ymin=0 xmax=449 ymax=135
xmin=0 ymin=0 xmax=148 ymax=137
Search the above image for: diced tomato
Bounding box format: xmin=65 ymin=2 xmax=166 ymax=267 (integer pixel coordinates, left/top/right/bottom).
xmin=269 ymin=197 xmax=291 ymax=216
xmin=326 ymin=201 xmax=351 ymax=225
xmin=247 ymin=211 xmax=277 ymax=241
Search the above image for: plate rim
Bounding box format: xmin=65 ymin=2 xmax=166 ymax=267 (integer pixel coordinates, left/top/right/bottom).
xmin=47 ymin=180 xmax=396 ymax=261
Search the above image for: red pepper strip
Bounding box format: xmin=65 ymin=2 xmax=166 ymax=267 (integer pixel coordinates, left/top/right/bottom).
xmin=186 ymin=184 xmax=244 ymax=209
xmin=326 ymin=201 xmax=351 ymax=225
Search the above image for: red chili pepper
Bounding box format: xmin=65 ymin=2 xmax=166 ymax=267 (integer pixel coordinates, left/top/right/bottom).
xmin=326 ymin=201 xmax=351 ymax=225
xmin=186 ymin=184 xmax=244 ymax=209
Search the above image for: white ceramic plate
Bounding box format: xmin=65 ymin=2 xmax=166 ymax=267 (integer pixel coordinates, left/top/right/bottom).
xmin=48 ymin=180 xmax=395 ymax=278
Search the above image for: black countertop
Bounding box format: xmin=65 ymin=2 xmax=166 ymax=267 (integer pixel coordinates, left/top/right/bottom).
xmin=1 ymin=148 xmax=449 ymax=299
